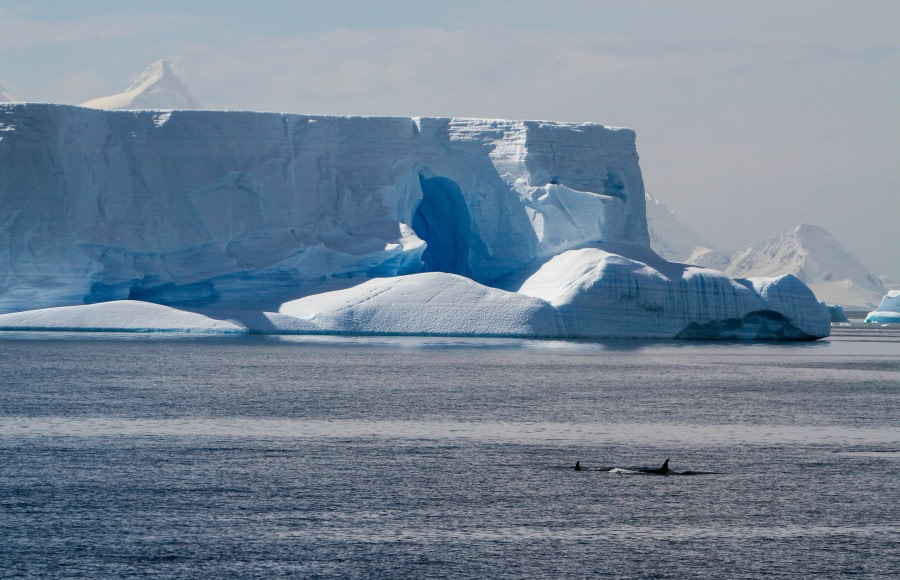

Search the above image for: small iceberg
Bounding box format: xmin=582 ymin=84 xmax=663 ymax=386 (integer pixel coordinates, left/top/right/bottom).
xmin=865 ymin=290 xmax=900 ymax=324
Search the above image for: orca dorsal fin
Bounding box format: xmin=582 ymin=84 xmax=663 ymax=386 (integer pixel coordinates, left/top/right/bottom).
xmin=661 ymin=459 xmax=669 ymax=472
xmin=574 ymin=461 xmax=581 ymax=471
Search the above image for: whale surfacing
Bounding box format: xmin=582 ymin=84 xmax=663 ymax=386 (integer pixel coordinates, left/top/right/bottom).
xmin=639 ymin=459 xmax=670 ymax=475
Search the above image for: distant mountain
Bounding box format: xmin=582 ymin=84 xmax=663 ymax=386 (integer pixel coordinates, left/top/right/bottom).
xmin=725 ymin=224 xmax=885 ymax=308
xmin=0 ymin=82 xmax=20 ymax=102
xmin=645 ymin=192 xmax=885 ymax=308
xmin=686 ymin=246 xmax=733 ymax=272
xmin=645 ymin=192 xmax=714 ymax=262
xmin=80 ymin=60 xmax=201 ymax=110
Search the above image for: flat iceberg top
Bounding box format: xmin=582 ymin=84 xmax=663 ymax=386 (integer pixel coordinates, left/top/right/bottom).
xmin=0 ymin=102 xmax=631 ymax=132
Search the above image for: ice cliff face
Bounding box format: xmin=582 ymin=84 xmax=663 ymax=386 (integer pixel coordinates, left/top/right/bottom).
xmin=0 ymin=103 xmax=646 ymax=310
xmin=0 ymin=103 xmax=828 ymax=339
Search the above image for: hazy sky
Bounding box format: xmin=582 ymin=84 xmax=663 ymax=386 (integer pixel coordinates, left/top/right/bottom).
xmin=2 ymin=1 xmax=898 ymax=279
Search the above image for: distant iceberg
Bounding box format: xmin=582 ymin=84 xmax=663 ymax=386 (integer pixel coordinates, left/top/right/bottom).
xmin=865 ymin=291 xmax=900 ymax=324
xmin=0 ymin=103 xmax=830 ymax=339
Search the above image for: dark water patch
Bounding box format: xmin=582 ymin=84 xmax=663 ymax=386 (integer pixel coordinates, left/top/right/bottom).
xmin=1 ymin=333 xmax=898 ymax=577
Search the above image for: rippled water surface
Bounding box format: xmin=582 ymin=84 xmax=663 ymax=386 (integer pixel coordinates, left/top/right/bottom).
xmin=1 ymin=322 xmax=898 ymax=577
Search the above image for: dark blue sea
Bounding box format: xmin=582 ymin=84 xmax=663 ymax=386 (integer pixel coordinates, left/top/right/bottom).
xmin=1 ymin=322 xmax=898 ymax=578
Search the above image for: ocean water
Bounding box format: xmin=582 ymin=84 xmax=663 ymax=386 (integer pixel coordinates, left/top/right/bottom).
xmin=1 ymin=323 xmax=898 ymax=578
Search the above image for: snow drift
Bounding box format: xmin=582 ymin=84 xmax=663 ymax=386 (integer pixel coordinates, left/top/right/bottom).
xmin=0 ymin=103 xmax=829 ymax=339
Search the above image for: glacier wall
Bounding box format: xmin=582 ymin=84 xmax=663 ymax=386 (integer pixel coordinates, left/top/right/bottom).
xmin=0 ymin=104 xmax=647 ymax=312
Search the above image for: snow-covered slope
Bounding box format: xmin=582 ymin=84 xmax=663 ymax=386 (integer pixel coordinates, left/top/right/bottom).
xmin=80 ymin=60 xmax=201 ymax=110
xmin=686 ymin=246 xmax=733 ymax=272
xmin=645 ymin=192 xmax=714 ymax=262
xmin=725 ymin=224 xmax=885 ymax=308
xmin=0 ymin=103 xmax=829 ymax=339
xmin=0 ymin=83 xmax=20 ymax=102
xmin=279 ymin=272 xmax=563 ymax=337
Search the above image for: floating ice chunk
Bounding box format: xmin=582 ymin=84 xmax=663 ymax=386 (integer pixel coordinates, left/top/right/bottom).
xmin=823 ymin=303 xmax=849 ymax=323
xmin=865 ymin=290 xmax=900 ymax=323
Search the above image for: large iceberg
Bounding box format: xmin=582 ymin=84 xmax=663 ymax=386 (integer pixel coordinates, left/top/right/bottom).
xmin=0 ymin=103 xmax=829 ymax=339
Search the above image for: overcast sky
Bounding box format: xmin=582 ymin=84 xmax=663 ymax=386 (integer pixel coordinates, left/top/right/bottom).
xmin=2 ymin=0 xmax=898 ymax=279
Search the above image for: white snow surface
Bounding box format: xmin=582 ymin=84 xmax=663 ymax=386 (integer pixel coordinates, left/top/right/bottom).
xmin=865 ymin=290 xmax=900 ymax=323
xmin=725 ymin=224 xmax=885 ymax=309
xmin=80 ymin=60 xmax=202 ymax=110
xmin=279 ymin=272 xmax=562 ymax=337
xmin=0 ymin=301 xmax=243 ymax=333
xmin=0 ymin=103 xmax=830 ymax=339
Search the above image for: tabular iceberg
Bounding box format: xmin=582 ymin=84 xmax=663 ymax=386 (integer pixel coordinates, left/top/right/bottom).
xmin=0 ymin=103 xmax=829 ymax=339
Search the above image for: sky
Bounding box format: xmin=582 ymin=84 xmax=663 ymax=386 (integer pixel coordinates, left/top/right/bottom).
xmin=2 ymin=0 xmax=898 ymax=279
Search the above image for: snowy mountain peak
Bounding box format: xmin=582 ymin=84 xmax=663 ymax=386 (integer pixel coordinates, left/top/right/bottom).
xmin=789 ymin=223 xmax=834 ymax=244
xmin=726 ymin=223 xmax=885 ymax=308
xmin=80 ymin=60 xmax=202 ymax=110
